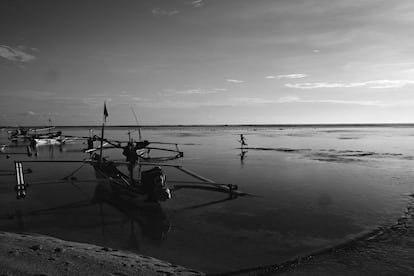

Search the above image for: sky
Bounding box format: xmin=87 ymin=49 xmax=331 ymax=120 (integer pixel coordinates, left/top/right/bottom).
xmin=1 ymin=0 xmax=414 ymax=126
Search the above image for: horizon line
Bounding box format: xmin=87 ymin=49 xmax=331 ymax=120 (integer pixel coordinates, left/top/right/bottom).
xmin=3 ymin=123 xmax=414 ymax=128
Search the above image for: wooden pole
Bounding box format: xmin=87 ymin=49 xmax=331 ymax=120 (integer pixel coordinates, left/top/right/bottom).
xmin=99 ymin=123 xmax=104 ymax=164
xmin=100 ymin=102 xmax=107 ymax=164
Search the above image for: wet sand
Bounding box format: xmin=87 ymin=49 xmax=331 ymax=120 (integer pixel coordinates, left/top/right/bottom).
xmin=214 ymin=196 xmax=414 ymax=276
xmin=0 ymin=231 xmax=204 ymax=276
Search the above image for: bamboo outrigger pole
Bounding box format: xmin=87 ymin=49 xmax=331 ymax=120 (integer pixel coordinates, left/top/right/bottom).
xmin=99 ymin=102 xmax=109 ymax=164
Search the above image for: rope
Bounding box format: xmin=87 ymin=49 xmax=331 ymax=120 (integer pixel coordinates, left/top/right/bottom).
xmin=61 ymin=162 xmax=87 ymax=180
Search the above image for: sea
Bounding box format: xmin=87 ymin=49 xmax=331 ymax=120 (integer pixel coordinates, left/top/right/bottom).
xmin=1 ymin=125 xmax=414 ymax=274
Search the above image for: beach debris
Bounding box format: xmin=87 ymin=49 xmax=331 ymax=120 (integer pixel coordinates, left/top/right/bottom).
xmin=7 ymin=249 xmax=19 ymax=256
xmin=54 ymin=247 xmax=65 ymax=253
xmin=29 ymin=244 xmax=42 ymax=251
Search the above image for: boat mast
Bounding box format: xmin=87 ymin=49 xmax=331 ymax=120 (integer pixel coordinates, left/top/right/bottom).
xmin=48 ymin=118 xmax=52 ymax=134
xmin=131 ymin=107 xmax=142 ymax=141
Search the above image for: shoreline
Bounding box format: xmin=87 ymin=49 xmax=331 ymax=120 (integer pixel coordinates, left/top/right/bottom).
xmin=214 ymin=195 xmax=414 ymax=275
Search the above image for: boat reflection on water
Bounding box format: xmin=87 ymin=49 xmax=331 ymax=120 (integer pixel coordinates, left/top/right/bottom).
xmin=92 ymin=181 xmax=171 ymax=241
xmin=5 ymin=182 xmax=171 ymax=248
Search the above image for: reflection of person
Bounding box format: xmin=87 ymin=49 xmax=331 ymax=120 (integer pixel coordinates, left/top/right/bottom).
xmin=240 ymin=150 xmax=247 ymax=160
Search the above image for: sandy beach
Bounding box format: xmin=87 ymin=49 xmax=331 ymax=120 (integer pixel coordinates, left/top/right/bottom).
xmin=0 ymin=231 xmax=204 ymax=276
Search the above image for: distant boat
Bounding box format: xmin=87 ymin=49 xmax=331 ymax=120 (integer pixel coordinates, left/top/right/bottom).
xmin=33 ymin=136 xmax=66 ymax=146
xmin=8 ymin=126 xmax=62 ymax=142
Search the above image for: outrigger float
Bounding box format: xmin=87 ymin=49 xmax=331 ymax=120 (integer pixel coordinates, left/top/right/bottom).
xmin=13 ymin=157 xmax=246 ymax=201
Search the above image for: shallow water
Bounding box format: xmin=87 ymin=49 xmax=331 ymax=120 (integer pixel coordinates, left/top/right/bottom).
xmin=1 ymin=126 xmax=414 ymax=273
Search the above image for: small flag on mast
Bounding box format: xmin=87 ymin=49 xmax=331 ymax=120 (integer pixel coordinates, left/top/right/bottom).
xmin=103 ymin=102 xmax=109 ymax=122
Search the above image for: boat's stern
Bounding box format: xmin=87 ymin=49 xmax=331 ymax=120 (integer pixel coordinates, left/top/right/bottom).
xmin=141 ymin=166 xmax=171 ymax=202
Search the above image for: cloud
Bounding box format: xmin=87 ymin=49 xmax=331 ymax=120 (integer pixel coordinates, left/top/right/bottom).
xmin=176 ymin=88 xmax=227 ymax=95
xmin=161 ymin=88 xmax=228 ymax=96
xmin=131 ymin=94 xmax=392 ymax=109
xmin=277 ymin=96 xmax=386 ymax=107
xmin=277 ymin=96 xmax=301 ymax=103
xmin=266 ymin=74 xmax=308 ymax=79
xmin=151 ymin=8 xmax=180 ymax=16
xmin=233 ymin=97 xmax=275 ymax=104
xmin=131 ymin=97 xmax=152 ymax=102
xmin=20 ymin=111 xmax=36 ymax=116
xmin=176 ymin=89 xmax=210 ymax=95
xmin=226 ymin=79 xmax=244 ymax=83
xmin=191 ymin=0 xmax=204 ymax=8
xmin=0 ymin=45 xmax=36 ymax=62
xmin=285 ymin=80 xmax=414 ymax=89
xmin=131 ymin=96 xmax=276 ymax=109
xmin=277 ymin=74 xmax=308 ymax=79
xmin=81 ymin=97 xmax=112 ymax=107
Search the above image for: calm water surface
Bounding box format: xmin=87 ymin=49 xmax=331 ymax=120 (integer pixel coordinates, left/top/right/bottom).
xmin=1 ymin=126 xmax=414 ymax=273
